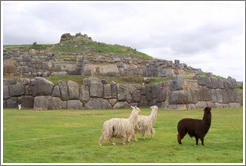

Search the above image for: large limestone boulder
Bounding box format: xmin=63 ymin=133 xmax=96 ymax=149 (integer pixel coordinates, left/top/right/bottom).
xmin=186 ymin=87 xmax=199 ymax=104
xmin=108 ymin=99 xmax=117 ymax=106
xmin=47 ymin=97 xmax=63 ymax=110
xmin=58 ymin=80 xmax=68 ymax=101
xmin=21 ymin=96 xmax=34 ymax=108
xmin=145 ymin=86 xmax=152 ymax=101
xmin=157 ymin=86 xmax=166 ymax=102
xmin=132 ymin=89 xmax=141 ymax=102
xmin=67 ymin=80 xmax=80 ymax=100
xmin=67 ymin=100 xmax=83 ymax=110
xmin=6 ymin=97 xmax=17 ymax=108
xmin=199 ymin=86 xmax=211 ymax=101
xmin=169 ymin=90 xmax=187 ymax=104
xmin=117 ymin=84 xmax=127 ymax=101
xmin=151 ymin=83 xmax=159 ymax=99
xmin=210 ymin=77 xmax=219 ymax=89
xmin=89 ymin=78 xmax=103 ymax=98
xmin=138 ymin=95 xmax=148 ymax=107
xmin=103 ymin=84 xmax=112 ymax=99
xmin=84 ymin=98 xmax=112 ymax=109
xmin=222 ymin=89 xmax=230 ymax=104
xmin=9 ymin=83 xmax=25 ymax=97
xmin=168 ymin=104 xmax=187 ymax=110
xmin=229 ymin=103 xmax=241 ymax=108
xmin=227 ymin=76 xmax=237 ymax=89
xmin=34 ymin=96 xmax=48 ymax=110
xmin=196 ymin=101 xmax=207 ymax=108
xmin=165 ymin=69 xmax=175 ymax=77
xmin=3 ymin=86 xmax=10 ymax=100
xmin=80 ymin=85 xmax=90 ymax=103
xmin=52 ymin=86 xmax=61 ymax=97
xmin=33 ymin=77 xmax=55 ymax=96
xmin=110 ymin=81 xmax=117 ymax=99
xmin=3 ymin=100 xmax=7 ymax=108
xmin=3 ymin=59 xmax=17 ymax=75
xmin=187 ymin=104 xmax=196 ymax=110
xmin=170 ymin=75 xmax=184 ymax=91
xmin=113 ymin=102 xmax=130 ymax=109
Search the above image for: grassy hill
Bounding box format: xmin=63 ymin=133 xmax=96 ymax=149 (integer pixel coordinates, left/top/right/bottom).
xmin=3 ymin=33 xmax=153 ymax=59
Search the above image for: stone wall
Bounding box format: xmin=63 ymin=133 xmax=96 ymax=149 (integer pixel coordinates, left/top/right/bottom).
xmin=3 ymin=76 xmax=242 ymax=110
xmin=3 ymin=48 xmax=196 ymax=78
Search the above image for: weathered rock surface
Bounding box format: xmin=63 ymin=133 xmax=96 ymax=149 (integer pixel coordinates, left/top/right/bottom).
xmin=52 ymin=86 xmax=61 ymax=97
xmin=89 ymin=78 xmax=103 ymax=98
xmin=33 ymin=77 xmax=54 ymax=96
xmin=9 ymin=83 xmax=25 ymax=97
xmin=34 ymin=96 xmax=48 ymax=110
xmin=80 ymin=85 xmax=90 ymax=103
xmin=117 ymin=84 xmax=127 ymax=101
xmin=84 ymin=98 xmax=112 ymax=109
xmin=113 ymin=102 xmax=130 ymax=109
xmin=67 ymin=100 xmax=83 ymax=110
xmin=58 ymin=81 xmax=68 ymax=101
xmin=67 ymin=80 xmax=80 ymax=100
xmin=170 ymin=75 xmax=184 ymax=91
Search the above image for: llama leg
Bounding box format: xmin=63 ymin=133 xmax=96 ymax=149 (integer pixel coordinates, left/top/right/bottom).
xmin=121 ymin=137 xmax=126 ymax=145
xmin=195 ymin=137 xmax=199 ymax=145
xmin=177 ymin=132 xmax=186 ymax=144
xmin=151 ymin=128 xmax=155 ymax=138
xmin=177 ymin=133 xmax=182 ymax=144
xmin=127 ymin=135 xmax=132 ymax=143
xmin=201 ymin=138 xmax=204 ymax=145
xmin=132 ymin=134 xmax=138 ymax=141
xmin=109 ymin=137 xmax=116 ymax=145
xmin=99 ymin=134 xmax=105 ymax=146
xmin=142 ymin=131 xmax=146 ymax=139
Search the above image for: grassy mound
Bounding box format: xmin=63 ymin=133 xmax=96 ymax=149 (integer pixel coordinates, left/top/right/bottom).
xmin=3 ymin=33 xmax=153 ymax=59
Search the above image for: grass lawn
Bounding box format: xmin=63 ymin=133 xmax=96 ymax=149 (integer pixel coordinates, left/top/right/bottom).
xmin=3 ymin=107 xmax=244 ymax=163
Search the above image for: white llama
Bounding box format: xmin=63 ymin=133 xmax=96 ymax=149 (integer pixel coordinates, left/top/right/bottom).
xmin=135 ymin=105 xmax=158 ymax=139
xmin=98 ymin=106 xmax=140 ymax=146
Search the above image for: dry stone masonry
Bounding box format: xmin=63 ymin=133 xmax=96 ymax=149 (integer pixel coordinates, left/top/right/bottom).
xmin=3 ymin=75 xmax=241 ymax=110
xmin=3 ymin=48 xmax=196 ymax=78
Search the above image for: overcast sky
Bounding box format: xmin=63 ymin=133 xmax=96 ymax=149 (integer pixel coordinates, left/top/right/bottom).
xmin=2 ymin=1 xmax=245 ymax=81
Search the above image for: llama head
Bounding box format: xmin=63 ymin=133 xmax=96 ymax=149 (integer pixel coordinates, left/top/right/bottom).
xmin=151 ymin=105 xmax=158 ymax=111
xmin=204 ymin=107 xmax=211 ymax=114
xmin=131 ymin=106 xmax=141 ymax=113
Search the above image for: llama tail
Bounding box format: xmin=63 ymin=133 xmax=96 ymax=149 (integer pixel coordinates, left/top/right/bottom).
xmin=151 ymin=128 xmax=155 ymax=138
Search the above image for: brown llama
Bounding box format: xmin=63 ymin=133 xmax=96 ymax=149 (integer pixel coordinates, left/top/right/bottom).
xmin=177 ymin=107 xmax=212 ymax=145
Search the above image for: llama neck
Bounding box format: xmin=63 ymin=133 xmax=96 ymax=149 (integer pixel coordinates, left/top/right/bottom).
xmin=129 ymin=110 xmax=138 ymax=124
xmin=203 ymin=112 xmax=211 ymax=132
xmin=150 ymin=109 xmax=157 ymax=124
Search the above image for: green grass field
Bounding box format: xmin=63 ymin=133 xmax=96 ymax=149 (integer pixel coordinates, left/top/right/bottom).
xmin=3 ymin=107 xmax=244 ymax=163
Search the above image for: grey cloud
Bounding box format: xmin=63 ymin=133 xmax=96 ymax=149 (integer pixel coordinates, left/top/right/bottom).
xmin=2 ymin=2 xmax=244 ymax=81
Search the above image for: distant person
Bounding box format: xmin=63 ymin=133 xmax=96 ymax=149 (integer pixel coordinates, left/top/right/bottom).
xmin=17 ymin=99 xmax=22 ymax=111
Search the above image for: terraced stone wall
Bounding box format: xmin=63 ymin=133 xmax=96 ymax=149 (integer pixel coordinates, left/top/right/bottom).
xmin=3 ymin=76 xmax=242 ymax=110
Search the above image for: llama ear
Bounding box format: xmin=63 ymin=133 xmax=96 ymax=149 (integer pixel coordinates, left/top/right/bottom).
xmin=131 ymin=106 xmax=134 ymax=109
xmin=204 ymin=107 xmax=211 ymax=113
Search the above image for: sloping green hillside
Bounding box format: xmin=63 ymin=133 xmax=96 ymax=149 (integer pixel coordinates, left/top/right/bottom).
xmin=3 ymin=33 xmax=153 ymax=59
